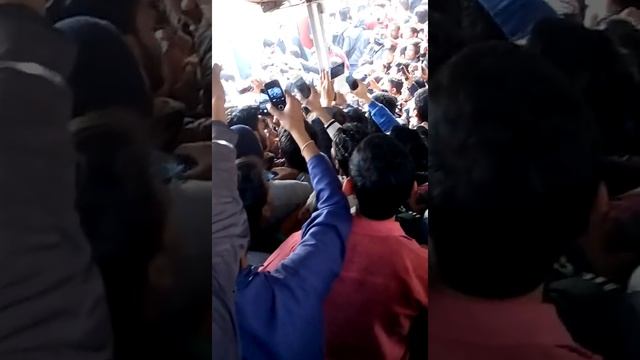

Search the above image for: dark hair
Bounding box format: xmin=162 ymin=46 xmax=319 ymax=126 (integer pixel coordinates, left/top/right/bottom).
xmin=528 ymin=18 xmax=640 ymax=156
xmin=414 ymin=5 xmax=428 ymax=24
xmin=388 ymin=77 xmax=404 ymax=94
xmin=372 ymin=91 xmax=398 ymax=113
xmin=406 ymin=26 xmax=419 ymax=36
xmin=57 ymin=0 xmax=141 ymax=34
xmin=390 ymin=126 xmax=428 ymax=174
xmin=350 ymin=135 xmax=415 ymax=220
xmin=344 ymin=106 xmax=369 ymax=126
xmin=278 ymin=122 xmax=318 ymax=173
xmin=231 ymin=125 xmax=264 ymax=159
xmin=429 ymin=42 xmax=598 ymax=299
xmin=333 ymin=123 xmax=370 ymax=176
xmin=427 ymin=11 xmax=466 ymax=78
xmin=339 ymin=7 xmax=351 ymax=22
xmin=604 ymin=19 xmax=640 ymax=81
xmin=229 ymin=106 xmax=260 ymax=131
xmin=237 ymin=157 xmax=269 ymax=243
xmin=55 ymin=17 xmax=152 ymax=117
xmin=414 ymin=88 xmax=428 ymax=123
xmin=324 ymin=106 xmax=348 ymax=125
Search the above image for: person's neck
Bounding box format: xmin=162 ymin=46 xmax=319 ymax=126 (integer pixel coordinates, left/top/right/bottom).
xmin=0 ymin=0 xmax=45 ymax=14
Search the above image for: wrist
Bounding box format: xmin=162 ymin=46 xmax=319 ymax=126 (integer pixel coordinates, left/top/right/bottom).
xmin=290 ymin=129 xmax=311 ymax=145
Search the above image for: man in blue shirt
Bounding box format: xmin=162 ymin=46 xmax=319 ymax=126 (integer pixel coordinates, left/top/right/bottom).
xmin=235 ymin=92 xmax=352 ymax=360
xmin=212 ymin=62 xmax=352 ymax=359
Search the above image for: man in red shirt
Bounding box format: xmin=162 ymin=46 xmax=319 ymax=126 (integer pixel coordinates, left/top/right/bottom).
xmin=427 ymin=42 xmax=600 ymax=359
xmin=262 ymin=134 xmax=427 ymax=359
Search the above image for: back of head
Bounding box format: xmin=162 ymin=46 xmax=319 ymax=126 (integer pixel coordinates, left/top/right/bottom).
xmin=229 ymin=105 xmax=260 ymax=131
xmin=344 ymin=106 xmax=369 ymax=127
xmin=414 ymin=5 xmax=428 ymax=24
xmin=55 ymin=16 xmax=151 ymax=117
xmin=324 ymin=106 xmax=348 ymax=126
xmin=55 ymin=0 xmax=140 ymax=34
xmin=371 ymin=91 xmax=398 ymax=114
xmin=333 ymin=122 xmax=370 ymax=176
xmin=231 ymin=125 xmax=263 ymax=159
xmin=339 ymin=6 xmax=350 ymax=22
xmin=387 ymin=77 xmax=404 ymax=95
xmin=428 ymin=11 xmax=466 ymax=78
xmin=429 ymin=42 xmax=599 ymax=299
xmin=414 ymin=88 xmax=428 ymax=123
xmin=350 ymin=134 xmax=415 ymax=220
xmin=390 ymin=126 xmax=428 ymax=174
xmin=528 ymin=18 xmax=640 ymax=156
xmin=279 ymin=121 xmax=317 ymax=173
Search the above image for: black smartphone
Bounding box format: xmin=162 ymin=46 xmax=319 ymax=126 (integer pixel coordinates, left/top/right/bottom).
xmin=346 ymin=74 xmax=359 ymax=91
xmin=292 ymin=76 xmax=311 ymax=99
xmin=264 ymin=80 xmax=287 ymax=111
xmin=330 ymin=62 xmax=345 ymax=80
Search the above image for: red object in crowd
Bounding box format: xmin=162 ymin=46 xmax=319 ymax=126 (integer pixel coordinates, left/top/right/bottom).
xmin=261 ymin=216 xmax=427 ymax=359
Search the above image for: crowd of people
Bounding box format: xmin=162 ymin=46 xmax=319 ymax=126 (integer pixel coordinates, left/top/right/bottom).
xmin=212 ymin=1 xmax=428 ymax=359
xmin=1 ymin=0 xmax=211 ymax=359
xmin=428 ymin=0 xmax=640 ymax=359
xmin=222 ymin=0 xmax=428 ymax=126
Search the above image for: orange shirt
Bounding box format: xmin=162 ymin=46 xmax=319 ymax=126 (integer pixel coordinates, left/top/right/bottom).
xmin=262 ymin=216 xmax=428 ymax=359
xmin=429 ymin=286 xmax=600 ymax=360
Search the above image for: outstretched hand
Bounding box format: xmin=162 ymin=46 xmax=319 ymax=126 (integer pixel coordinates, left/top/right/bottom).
xmin=304 ymin=86 xmax=323 ymax=113
xmin=267 ymin=91 xmax=306 ymax=135
xmin=352 ymin=79 xmax=372 ymax=104
xmin=320 ymin=70 xmax=336 ymax=107
xmin=268 ymin=91 xmax=319 ymax=159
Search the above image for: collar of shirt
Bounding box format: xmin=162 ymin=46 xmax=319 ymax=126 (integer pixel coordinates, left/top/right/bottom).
xmin=430 ymin=286 xmax=576 ymax=347
xmin=351 ymin=215 xmax=407 ymax=238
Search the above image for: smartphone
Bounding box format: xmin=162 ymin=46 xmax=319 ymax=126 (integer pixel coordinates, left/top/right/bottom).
xmin=330 ymin=62 xmax=345 ymax=80
xmin=264 ymin=80 xmax=287 ymax=111
xmin=292 ymin=76 xmax=311 ymax=99
xmin=346 ymin=74 xmax=359 ymax=91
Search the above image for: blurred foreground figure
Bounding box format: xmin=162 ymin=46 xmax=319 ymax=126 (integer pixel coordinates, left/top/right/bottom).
xmin=428 ymin=42 xmax=600 ymax=360
xmin=0 ymin=1 xmax=112 ymax=359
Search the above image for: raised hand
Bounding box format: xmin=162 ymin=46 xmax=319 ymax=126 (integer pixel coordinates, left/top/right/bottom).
xmin=320 ymin=70 xmax=336 ymax=107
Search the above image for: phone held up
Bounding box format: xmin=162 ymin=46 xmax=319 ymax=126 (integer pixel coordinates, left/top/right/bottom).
xmin=264 ymin=80 xmax=287 ymax=111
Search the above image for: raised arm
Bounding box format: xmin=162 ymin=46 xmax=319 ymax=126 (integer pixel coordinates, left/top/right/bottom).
xmin=352 ymin=79 xmax=399 ymax=134
xmin=211 ymin=63 xmax=247 ymax=360
xmin=235 ymin=92 xmax=352 ymax=360
xmin=304 ymin=72 xmax=342 ymax=140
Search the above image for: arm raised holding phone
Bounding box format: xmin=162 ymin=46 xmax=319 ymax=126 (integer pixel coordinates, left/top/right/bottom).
xmin=235 ymin=91 xmax=352 ymax=360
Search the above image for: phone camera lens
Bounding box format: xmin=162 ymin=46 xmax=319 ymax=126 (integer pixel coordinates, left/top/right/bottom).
xmin=278 ymin=105 xmax=285 ymax=110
